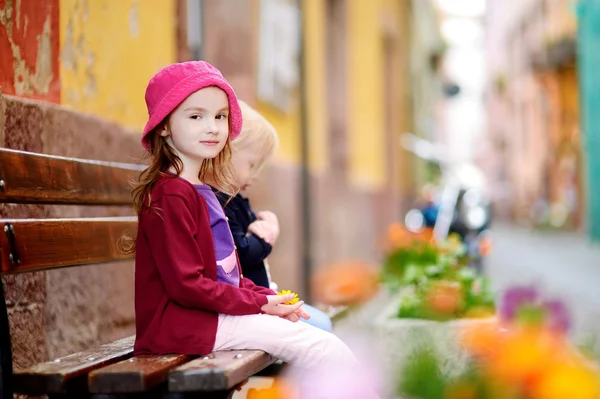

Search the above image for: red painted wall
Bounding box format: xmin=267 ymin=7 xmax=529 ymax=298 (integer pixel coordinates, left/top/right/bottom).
xmin=0 ymin=0 xmax=60 ymax=102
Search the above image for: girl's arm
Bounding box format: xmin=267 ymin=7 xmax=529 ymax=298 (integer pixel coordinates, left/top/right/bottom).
xmin=141 ymin=193 xmax=268 ymax=315
xmin=224 ymin=207 xmax=273 ymax=269
xmin=240 ymin=277 xmax=276 ymax=295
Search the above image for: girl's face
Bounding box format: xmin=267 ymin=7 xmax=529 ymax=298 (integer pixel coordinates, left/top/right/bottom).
xmin=232 ymin=146 xmax=262 ymax=191
xmin=161 ymin=86 xmax=230 ymax=165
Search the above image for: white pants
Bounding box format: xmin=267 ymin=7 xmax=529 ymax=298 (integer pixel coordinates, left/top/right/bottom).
xmin=214 ymin=313 xmax=380 ymax=399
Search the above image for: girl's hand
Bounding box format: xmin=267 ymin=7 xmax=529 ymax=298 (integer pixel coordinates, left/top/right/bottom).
xmin=281 ymin=307 xmax=310 ymax=323
xmin=248 ymin=220 xmax=269 ymax=238
xmin=282 ymin=313 xmax=300 ymax=322
xmin=248 ymin=220 xmax=275 ymax=244
xmin=257 ymin=211 xmax=279 ymax=227
xmin=261 ymin=294 xmax=304 ymax=316
xmin=296 ymin=307 xmax=310 ymax=320
xmin=257 ymin=211 xmax=280 ymax=243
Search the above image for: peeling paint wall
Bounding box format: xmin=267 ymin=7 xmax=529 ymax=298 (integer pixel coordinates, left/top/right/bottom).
xmin=59 ymin=0 xmax=177 ymax=130
xmin=0 ymin=0 xmax=61 ymax=102
xmin=1 ymin=0 xmax=177 ymax=129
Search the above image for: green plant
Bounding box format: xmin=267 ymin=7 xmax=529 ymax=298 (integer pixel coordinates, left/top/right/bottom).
xmin=393 ymin=245 xmax=494 ymax=320
xmin=381 ymin=241 xmax=439 ymax=291
xmin=398 ymin=334 xmax=449 ymax=399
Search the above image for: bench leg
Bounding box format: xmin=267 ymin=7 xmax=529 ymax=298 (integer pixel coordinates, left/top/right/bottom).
xmin=0 ymin=279 xmax=14 ymax=399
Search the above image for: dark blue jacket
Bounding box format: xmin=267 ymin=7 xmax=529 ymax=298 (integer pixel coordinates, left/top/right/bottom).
xmin=214 ymin=191 xmax=273 ymax=288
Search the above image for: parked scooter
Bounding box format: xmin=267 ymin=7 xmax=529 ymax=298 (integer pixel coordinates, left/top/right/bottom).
xmin=401 ymin=135 xmax=493 ymax=273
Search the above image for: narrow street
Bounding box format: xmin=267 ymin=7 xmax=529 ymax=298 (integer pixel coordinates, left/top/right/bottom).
xmin=486 ymin=223 xmax=600 ymax=341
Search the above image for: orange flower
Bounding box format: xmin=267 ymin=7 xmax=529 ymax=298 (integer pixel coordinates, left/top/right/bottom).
xmin=460 ymin=321 xmax=503 ymax=359
xmin=311 ymin=260 xmax=379 ymax=306
xmin=478 ymin=236 xmax=493 ymax=257
xmin=386 ymin=223 xmax=412 ymax=249
xmin=488 ymin=328 xmax=565 ymax=385
xmin=382 ymin=224 xmax=434 ymax=252
xmin=425 ymin=280 xmax=464 ymax=316
xmin=247 ymin=379 xmax=296 ymax=399
xmin=415 ymin=227 xmax=434 ymax=243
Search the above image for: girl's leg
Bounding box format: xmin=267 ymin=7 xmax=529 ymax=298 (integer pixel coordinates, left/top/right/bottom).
xmin=299 ymin=304 xmax=333 ymax=332
xmin=214 ymin=313 xmax=379 ymax=398
xmin=214 ymin=313 xmax=353 ymax=369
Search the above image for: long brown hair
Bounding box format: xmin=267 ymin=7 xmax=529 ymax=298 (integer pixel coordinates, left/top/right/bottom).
xmin=118 ymin=121 xmax=237 ymax=254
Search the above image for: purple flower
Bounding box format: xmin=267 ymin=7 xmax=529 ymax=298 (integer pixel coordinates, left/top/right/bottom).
xmin=498 ymin=285 xmax=572 ymax=334
xmin=542 ymin=299 xmax=571 ymax=334
xmin=499 ymin=285 xmax=539 ymax=320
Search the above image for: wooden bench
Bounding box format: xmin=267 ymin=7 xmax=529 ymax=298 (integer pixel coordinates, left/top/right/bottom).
xmin=0 ymin=148 xmax=277 ymax=399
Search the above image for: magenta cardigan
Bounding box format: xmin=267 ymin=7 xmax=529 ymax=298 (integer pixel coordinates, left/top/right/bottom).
xmin=133 ymin=175 xmax=272 ymax=355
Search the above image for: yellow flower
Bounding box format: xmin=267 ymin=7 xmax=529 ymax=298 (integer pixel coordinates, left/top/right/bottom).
xmin=436 ymin=233 xmax=464 ymax=255
xmin=463 ymin=306 xmax=496 ymax=319
xmin=277 ymin=289 xmax=299 ymax=305
xmin=530 ymin=361 xmax=600 ymax=399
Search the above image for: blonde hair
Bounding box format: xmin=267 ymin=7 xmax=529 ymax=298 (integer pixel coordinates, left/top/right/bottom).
xmin=233 ymin=101 xmax=279 ymax=171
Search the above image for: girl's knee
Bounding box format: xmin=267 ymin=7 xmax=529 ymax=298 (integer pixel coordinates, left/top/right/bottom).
xmin=320 ymin=334 xmax=358 ymax=363
xmin=302 ymin=313 xmax=333 ymax=332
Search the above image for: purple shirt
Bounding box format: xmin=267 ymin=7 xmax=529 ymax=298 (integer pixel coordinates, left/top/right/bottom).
xmin=194 ymin=184 xmax=240 ymax=287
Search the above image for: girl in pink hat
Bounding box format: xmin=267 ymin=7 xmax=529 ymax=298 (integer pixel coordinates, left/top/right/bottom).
xmin=126 ymin=61 xmax=377 ymax=398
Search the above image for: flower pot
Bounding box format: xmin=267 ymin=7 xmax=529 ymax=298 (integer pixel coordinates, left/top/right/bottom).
xmin=372 ymin=291 xmax=495 ymax=398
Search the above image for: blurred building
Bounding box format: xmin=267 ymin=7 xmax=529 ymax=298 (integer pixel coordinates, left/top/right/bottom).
xmin=485 ymin=0 xmax=583 ymax=230
xmin=0 ymin=0 xmax=443 ymax=367
xmin=196 ymin=0 xmax=443 ymax=297
xmin=408 ymin=0 xmax=445 ymax=184
xmin=435 ymin=0 xmax=487 ymax=186
xmin=578 ymin=0 xmax=600 ymax=243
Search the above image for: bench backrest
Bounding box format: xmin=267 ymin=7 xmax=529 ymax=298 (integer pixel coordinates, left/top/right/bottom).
xmin=0 ymin=148 xmax=141 ymax=397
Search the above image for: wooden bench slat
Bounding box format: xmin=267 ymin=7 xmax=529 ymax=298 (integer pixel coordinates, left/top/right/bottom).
xmin=13 ymin=335 xmax=134 ymax=395
xmin=168 ymin=350 xmax=276 ymax=392
xmin=0 ymin=217 xmax=136 ymax=273
xmin=89 ymin=354 xmax=189 ymax=393
xmin=0 ymin=148 xmax=143 ymax=205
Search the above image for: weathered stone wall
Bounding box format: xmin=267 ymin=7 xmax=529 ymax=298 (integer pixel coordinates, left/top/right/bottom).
xmin=0 ymin=93 xmax=142 ymax=370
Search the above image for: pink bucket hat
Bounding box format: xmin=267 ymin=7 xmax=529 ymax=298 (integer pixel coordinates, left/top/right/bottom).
xmin=141 ymin=61 xmax=242 ymax=150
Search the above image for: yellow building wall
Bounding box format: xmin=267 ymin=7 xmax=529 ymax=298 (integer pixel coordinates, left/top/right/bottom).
xmin=303 ymin=0 xmax=328 ymax=174
xmin=258 ymin=0 xmax=407 ymax=188
xmin=59 ymin=0 xmax=177 ymax=130
xmin=257 ymin=0 xmax=328 ymax=173
xmin=257 ymin=100 xmax=301 ymax=165
xmin=346 ymin=0 xmax=386 ymax=190
xmin=382 ymin=0 xmax=414 ymax=195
